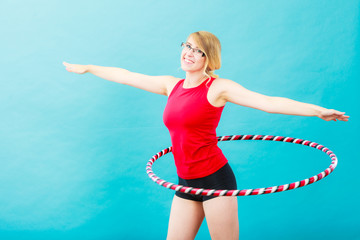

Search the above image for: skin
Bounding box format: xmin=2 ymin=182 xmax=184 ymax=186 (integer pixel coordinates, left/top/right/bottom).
xmin=62 ymin=36 xmax=349 ymax=240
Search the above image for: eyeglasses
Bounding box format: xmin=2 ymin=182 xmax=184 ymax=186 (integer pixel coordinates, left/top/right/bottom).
xmin=181 ymin=42 xmax=205 ymax=57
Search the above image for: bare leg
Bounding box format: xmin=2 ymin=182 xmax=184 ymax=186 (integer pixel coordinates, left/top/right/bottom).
xmin=203 ymin=196 xmax=239 ymax=240
xmin=167 ymin=195 xmax=205 ymax=240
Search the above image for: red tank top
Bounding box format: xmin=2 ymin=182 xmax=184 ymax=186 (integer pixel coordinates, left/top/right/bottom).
xmin=163 ymin=77 xmax=228 ymax=179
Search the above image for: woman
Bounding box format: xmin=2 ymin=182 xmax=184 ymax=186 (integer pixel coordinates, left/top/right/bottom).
xmin=63 ymin=31 xmax=349 ymax=240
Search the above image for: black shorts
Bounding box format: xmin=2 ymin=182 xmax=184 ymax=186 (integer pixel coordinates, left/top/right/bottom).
xmin=175 ymin=163 xmax=237 ymax=202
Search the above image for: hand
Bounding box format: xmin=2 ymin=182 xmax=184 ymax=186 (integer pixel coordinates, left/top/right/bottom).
xmin=63 ymin=61 xmax=89 ymax=74
xmin=318 ymin=109 xmax=350 ymax=122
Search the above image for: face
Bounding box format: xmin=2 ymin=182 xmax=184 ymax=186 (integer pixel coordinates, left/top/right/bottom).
xmin=180 ymin=36 xmax=206 ymax=73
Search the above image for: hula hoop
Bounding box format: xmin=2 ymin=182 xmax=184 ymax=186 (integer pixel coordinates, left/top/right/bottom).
xmin=146 ymin=135 xmax=338 ymax=196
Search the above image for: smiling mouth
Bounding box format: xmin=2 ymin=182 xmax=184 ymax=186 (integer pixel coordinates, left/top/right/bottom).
xmin=184 ymin=58 xmax=194 ymax=64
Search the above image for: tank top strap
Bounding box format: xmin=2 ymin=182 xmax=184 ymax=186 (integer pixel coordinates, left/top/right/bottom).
xmin=169 ymin=79 xmax=185 ymax=97
xmin=204 ymin=76 xmax=216 ymax=88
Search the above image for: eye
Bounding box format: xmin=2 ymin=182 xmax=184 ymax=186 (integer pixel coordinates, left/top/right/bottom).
xmin=196 ymin=49 xmax=203 ymax=54
xmin=185 ymin=44 xmax=192 ymax=49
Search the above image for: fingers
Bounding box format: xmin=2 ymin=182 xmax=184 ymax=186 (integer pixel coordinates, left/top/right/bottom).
xmin=62 ymin=61 xmax=87 ymax=74
xmin=330 ymin=109 xmax=350 ymax=121
xmin=340 ymin=116 xmax=349 ymax=121
xmin=63 ymin=61 xmax=75 ymax=72
xmin=331 ymin=109 xmax=345 ymax=115
xmin=336 ymin=112 xmax=350 ymax=121
xmin=321 ymin=109 xmax=350 ymax=122
xmin=63 ymin=61 xmax=71 ymax=71
xmin=336 ymin=114 xmax=349 ymax=121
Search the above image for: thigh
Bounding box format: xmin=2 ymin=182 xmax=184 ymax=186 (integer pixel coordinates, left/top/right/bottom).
xmin=175 ymin=177 xmax=203 ymax=202
xmin=203 ymin=196 xmax=239 ymax=240
xmin=167 ymin=195 xmax=205 ymax=240
xmin=202 ymin=163 xmax=237 ymax=201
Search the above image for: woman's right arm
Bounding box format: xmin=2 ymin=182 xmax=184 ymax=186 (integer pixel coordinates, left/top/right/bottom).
xmin=63 ymin=62 xmax=180 ymax=96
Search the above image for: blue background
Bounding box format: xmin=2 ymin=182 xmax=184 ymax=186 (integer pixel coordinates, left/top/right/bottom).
xmin=0 ymin=0 xmax=359 ymax=239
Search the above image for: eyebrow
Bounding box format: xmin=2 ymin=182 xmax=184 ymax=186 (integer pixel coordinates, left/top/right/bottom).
xmin=186 ymin=42 xmax=199 ymax=49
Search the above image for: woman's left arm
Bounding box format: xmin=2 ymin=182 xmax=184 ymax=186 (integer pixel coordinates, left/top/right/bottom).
xmin=268 ymin=97 xmax=349 ymax=121
xmin=218 ymin=79 xmax=350 ymax=122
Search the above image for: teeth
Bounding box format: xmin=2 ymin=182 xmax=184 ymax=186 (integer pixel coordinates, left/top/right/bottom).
xmin=184 ymin=59 xmax=194 ymax=63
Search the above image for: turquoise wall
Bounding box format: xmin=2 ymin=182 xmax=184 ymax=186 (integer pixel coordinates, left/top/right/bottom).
xmin=0 ymin=0 xmax=359 ymax=239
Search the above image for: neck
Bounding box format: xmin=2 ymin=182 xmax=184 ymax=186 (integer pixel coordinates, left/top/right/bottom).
xmin=184 ymin=72 xmax=209 ymax=87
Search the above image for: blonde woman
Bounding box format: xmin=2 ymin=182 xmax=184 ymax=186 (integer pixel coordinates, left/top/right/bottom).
xmin=63 ymin=31 xmax=349 ymax=240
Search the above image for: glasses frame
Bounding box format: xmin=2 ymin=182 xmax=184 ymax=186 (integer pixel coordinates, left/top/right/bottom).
xmin=181 ymin=42 xmax=205 ymax=57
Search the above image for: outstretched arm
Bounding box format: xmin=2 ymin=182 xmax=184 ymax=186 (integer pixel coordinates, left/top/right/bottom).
xmin=265 ymin=97 xmax=349 ymax=121
xmin=62 ymin=62 xmax=179 ymax=96
xmin=217 ymin=78 xmax=349 ymax=122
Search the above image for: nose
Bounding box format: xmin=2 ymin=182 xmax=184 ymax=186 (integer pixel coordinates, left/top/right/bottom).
xmin=184 ymin=49 xmax=195 ymax=58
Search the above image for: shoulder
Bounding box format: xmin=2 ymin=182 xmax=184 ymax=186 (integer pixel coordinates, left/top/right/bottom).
xmin=151 ymin=75 xmax=181 ymax=82
xmin=206 ymin=78 xmax=236 ymax=107
xmin=208 ymin=77 xmax=248 ymax=104
xmin=161 ymin=75 xmax=182 ymax=84
xmin=210 ymin=77 xmax=238 ymax=92
xmin=213 ymin=77 xmax=236 ymax=84
xmin=165 ymin=76 xmax=183 ymax=96
xmin=167 ymin=76 xmax=183 ymax=87
xmin=154 ymin=75 xmax=182 ymax=87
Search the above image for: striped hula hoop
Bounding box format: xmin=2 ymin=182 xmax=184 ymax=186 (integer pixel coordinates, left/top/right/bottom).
xmin=146 ymin=135 xmax=338 ymax=196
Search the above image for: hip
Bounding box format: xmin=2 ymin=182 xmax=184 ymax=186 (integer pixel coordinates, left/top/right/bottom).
xmin=175 ymin=162 xmax=237 ymax=202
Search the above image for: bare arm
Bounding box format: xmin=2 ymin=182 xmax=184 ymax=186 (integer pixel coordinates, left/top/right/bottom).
xmin=217 ymin=78 xmax=349 ymax=121
xmin=268 ymin=97 xmax=349 ymax=121
xmin=63 ymin=62 xmax=179 ymax=96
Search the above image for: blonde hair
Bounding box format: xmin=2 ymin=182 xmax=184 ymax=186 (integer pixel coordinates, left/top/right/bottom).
xmin=187 ymin=31 xmax=221 ymax=78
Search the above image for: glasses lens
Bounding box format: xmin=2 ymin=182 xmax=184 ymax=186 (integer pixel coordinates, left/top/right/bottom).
xmin=181 ymin=42 xmax=205 ymax=57
xmin=195 ymin=50 xmax=203 ymax=56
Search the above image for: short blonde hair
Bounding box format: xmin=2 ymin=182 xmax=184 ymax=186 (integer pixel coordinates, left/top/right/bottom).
xmin=187 ymin=31 xmax=221 ymax=78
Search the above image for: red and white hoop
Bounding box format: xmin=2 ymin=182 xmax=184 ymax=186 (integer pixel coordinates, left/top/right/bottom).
xmin=146 ymin=135 xmax=338 ymax=196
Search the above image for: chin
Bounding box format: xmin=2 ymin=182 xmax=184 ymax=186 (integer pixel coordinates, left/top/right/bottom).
xmin=181 ymin=64 xmax=200 ymax=73
xmin=180 ymin=64 xmax=190 ymax=72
